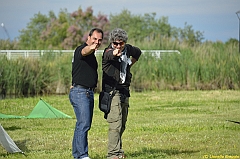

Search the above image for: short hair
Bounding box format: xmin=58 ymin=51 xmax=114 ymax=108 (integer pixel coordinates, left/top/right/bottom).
xmin=109 ymin=28 xmax=128 ymax=43
xmin=89 ymin=28 xmax=104 ymax=39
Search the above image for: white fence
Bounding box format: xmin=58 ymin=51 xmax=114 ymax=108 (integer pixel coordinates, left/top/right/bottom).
xmin=0 ymin=50 xmax=180 ymax=59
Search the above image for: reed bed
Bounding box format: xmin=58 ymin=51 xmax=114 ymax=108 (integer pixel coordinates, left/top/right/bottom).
xmin=0 ymin=41 xmax=239 ymax=97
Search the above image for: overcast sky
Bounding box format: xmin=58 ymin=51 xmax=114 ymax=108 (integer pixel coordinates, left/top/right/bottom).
xmin=0 ymin=0 xmax=240 ymax=42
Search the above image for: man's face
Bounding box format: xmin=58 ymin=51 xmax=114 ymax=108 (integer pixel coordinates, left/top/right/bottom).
xmin=87 ymin=31 xmax=103 ymax=49
xmin=112 ymin=40 xmax=125 ymax=51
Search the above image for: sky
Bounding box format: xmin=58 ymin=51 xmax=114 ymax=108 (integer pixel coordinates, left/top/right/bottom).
xmin=0 ymin=0 xmax=240 ymax=42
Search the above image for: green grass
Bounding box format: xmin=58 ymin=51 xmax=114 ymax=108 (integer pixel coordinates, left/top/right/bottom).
xmin=0 ymin=90 xmax=240 ymax=159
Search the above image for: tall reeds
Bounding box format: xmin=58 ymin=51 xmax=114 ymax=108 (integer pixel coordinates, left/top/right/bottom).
xmin=131 ymin=40 xmax=240 ymax=91
xmin=0 ymin=41 xmax=239 ymax=97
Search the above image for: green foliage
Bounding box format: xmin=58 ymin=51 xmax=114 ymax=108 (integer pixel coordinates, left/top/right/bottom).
xmin=0 ymin=39 xmax=240 ymax=97
xmin=0 ymin=91 xmax=239 ymax=158
xmin=0 ymin=52 xmax=59 ymax=97
xmin=18 ymin=12 xmax=49 ymax=49
xmin=1 ymin=7 xmax=240 ymax=96
xmin=40 ymin=9 xmax=70 ymax=49
xmin=1 ymin=7 xmax=204 ymax=50
xmin=61 ymin=6 xmax=110 ymax=49
xmin=109 ymin=10 xmax=203 ymax=46
xmin=109 ymin=10 xmax=172 ymax=42
xmin=17 ymin=6 xmax=110 ymax=50
xmin=0 ymin=39 xmax=18 ymax=49
xmin=130 ymin=39 xmax=240 ymax=91
xmin=179 ymin=22 xmax=204 ymax=45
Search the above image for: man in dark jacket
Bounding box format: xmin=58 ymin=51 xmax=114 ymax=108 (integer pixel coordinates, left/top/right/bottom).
xmin=102 ymin=28 xmax=141 ymax=159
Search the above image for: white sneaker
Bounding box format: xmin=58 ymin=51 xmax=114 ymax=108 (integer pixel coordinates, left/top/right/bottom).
xmin=82 ymin=157 xmax=91 ymax=159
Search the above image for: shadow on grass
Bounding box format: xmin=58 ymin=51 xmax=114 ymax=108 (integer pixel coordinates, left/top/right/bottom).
xmin=226 ymin=120 xmax=240 ymax=125
xmin=91 ymin=147 xmax=199 ymax=159
xmin=15 ymin=139 xmax=29 ymax=152
xmin=127 ymin=147 xmax=199 ymax=158
xmin=0 ymin=139 xmax=29 ymax=157
xmin=0 ymin=125 xmax=29 ymax=157
xmin=0 ymin=152 xmax=26 ymax=158
xmin=3 ymin=125 xmax=22 ymax=131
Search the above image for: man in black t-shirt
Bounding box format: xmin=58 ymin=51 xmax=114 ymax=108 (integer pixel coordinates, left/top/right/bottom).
xmin=69 ymin=28 xmax=103 ymax=159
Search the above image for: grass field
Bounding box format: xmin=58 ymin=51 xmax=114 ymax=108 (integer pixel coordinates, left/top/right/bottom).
xmin=0 ymin=90 xmax=240 ymax=159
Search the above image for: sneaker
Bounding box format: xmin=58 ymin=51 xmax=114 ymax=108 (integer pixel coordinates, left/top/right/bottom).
xmin=82 ymin=157 xmax=91 ymax=159
xmin=119 ymin=154 xmax=126 ymax=158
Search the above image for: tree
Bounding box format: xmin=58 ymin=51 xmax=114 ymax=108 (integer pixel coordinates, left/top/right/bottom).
xmin=109 ymin=9 xmax=148 ymax=41
xmin=179 ymin=22 xmax=204 ymax=46
xmin=18 ymin=12 xmax=49 ymax=49
xmin=61 ymin=7 xmax=110 ymax=49
xmin=0 ymin=39 xmax=18 ymax=50
xmin=40 ymin=9 xmax=70 ymax=49
xmin=225 ymin=38 xmax=238 ymax=45
xmin=110 ymin=10 xmax=171 ymax=42
xmin=18 ymin=6 xmax=110 ymax=50
xmin=109 ymin=10 xmax=204 ymax=45
xmin=17 ymin=7 xmax=204 ymax=49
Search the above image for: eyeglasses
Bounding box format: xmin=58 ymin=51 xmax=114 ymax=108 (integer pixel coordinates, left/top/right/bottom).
xmin=113 ymin=41 xmax=125 ymax=46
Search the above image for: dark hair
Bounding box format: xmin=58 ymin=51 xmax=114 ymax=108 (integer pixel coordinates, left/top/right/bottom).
xmin=89 ymin=28 xmax=104 ymax=39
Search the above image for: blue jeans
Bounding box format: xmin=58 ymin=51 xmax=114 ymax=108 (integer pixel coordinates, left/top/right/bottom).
xmin=69 ymin=87 xmax=94 ymax=159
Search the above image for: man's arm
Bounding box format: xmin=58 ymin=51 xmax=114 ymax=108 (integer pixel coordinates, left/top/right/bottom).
xmin=103 ymin=48 xmax=120 ymax=61
xmin=130 ymin=58 xmax=137 ymax=67
xmin=130 ymin=46 xmax=142 ymax=67
xmin=81 ymin=43 xmax=98 ymax=56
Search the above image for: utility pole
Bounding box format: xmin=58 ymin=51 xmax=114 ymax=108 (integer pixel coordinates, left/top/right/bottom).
xmin=1 ymin=23 xmax=10 ymax=40
xmin=236 ymin=11 xmax=240 ymax=53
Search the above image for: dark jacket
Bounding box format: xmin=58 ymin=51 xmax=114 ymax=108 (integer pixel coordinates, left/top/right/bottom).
xmin=102 ymin=44 xmax=141 ymax=96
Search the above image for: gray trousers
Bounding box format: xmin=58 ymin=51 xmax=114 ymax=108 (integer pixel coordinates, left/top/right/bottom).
xmin=106 ymin=90 xmax=129 ymax=159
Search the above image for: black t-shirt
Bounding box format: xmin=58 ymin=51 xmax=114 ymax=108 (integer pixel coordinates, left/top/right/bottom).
xmin=71 ymin=43 xmax=98 ymax=88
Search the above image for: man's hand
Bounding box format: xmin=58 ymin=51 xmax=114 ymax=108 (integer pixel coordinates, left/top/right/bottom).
xmin=90 ymin=43 xmax=99 ymax=51
xmin=113 ymin=49 xmax=122 ymax=56
xmin=82 ymin=43 xmax=99 ymax=56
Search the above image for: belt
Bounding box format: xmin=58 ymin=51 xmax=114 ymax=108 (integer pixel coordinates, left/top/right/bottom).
xmin=73 ymin=84 xmax=95 ymax=91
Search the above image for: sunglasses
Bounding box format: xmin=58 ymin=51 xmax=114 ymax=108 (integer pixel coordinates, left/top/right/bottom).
xmin=113 ymin=41 xmax=125 ymax=46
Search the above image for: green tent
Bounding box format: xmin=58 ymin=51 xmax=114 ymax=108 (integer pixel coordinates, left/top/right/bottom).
xmin=0 ymin=99 xmax=72 ymax=119
xmin=27 ymin=99 xmax=72 ymax=118
xmin=0 ymin=113 xmax=25 ymax=119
